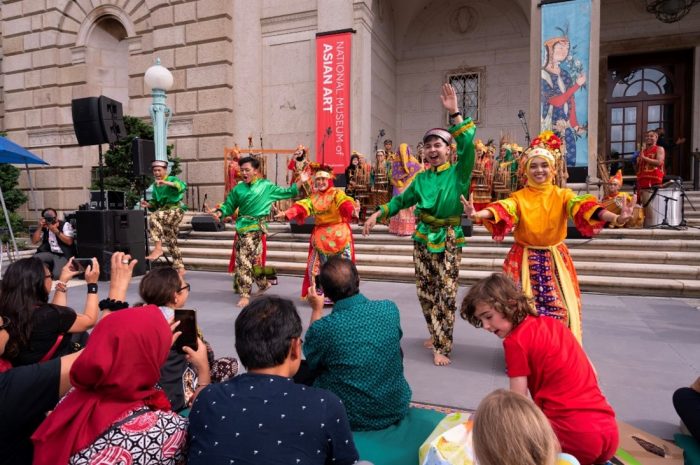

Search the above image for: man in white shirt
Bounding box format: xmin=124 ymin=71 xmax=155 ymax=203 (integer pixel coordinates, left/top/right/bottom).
xmin=32 ymin=208 xmax=75 ymax=278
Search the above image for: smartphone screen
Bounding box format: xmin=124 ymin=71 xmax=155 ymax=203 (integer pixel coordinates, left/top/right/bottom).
xmin=70 ymin=258 xmax=93 ymax=273
xmin=174 ymin=309 xmax=198 ymax=353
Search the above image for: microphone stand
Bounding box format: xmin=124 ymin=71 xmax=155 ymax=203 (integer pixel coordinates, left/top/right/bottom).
xmin=320 ymin=127 xmax=332 ymax=165
xmin=518 ymin=110 xmax=531 ymax=146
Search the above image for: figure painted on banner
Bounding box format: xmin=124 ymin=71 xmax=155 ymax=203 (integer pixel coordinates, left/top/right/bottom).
xmin=225 ymin=147 xmax=242 ymax=196
xmin=463 ymin=131 xmax=635 ymax=344
xmin=388 ymin=143 xmax=423 ymax=236
xmin=211 ymin=156 xmax=307 ymax=308
xmin=140 ymin=160 xmax=187 ymax=273
xmin=636 ymin=129 xmax=665 ymax=196
xmin=601 ymin=169 xmax=643 ymax=228
xmin=275 ymin=164 xmax=356 ymax=301
xmin=541 ymin=35 xmax=587 ymax=166
xmin=287 ymin=145 xmax=313 ymax=197
xmin=364 ymin=83 xmax=477 ymax=366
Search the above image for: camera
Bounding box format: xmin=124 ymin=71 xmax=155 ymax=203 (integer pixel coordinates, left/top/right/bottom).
xmin=43 ymin=213 xmax=57 ymax=225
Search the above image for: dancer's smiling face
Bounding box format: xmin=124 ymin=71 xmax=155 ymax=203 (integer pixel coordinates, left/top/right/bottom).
xmin=423 ymin=136 xmax=450 ymax=168
xmin=527 ymin=157 xmax=552 ymax=184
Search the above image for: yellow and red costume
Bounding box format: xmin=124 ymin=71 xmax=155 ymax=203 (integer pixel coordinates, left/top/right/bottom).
xmin=482 ymin=134 xmax=605 ymax=343
xmin=284 ymin=169 xmax=356 ymax=299
xmin=601 ymin=170 xmax=640 ymax=228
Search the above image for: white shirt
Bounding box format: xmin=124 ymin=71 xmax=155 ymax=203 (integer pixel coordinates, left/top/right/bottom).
xmin=47 ymin=222 xmax=74 ymax=254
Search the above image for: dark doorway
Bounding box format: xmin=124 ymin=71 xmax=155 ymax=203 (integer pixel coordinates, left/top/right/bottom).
xmin=606 ymin=50 xmax=693 ymax=179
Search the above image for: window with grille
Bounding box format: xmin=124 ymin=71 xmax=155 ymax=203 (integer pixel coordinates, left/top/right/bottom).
xmin=448 ymin=72 xmax=480 ymax=123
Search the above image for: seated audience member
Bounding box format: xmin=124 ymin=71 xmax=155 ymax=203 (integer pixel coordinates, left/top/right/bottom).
xmin=0 ymin=256 xmax=101 ymax=366
xmin=187 ymin=295 xmax=359 ymax=465
xmin=138 ymin=267 xmax=238 ymax=411
xmin=303 ymin=257 xmax=411 ymax=431
xmin=473 ymin=389 xmax=580 ymax=465
xmin=673 ymin=376 xmax=700 ymax=440
xmin=31 ymin=304 xmax=201 ymax=465
xmin=0 ymin=253 xmax=136 ymax=465
xmin=32 ymin=208 xmax=76 ymax=279
xmin=461 ymin=274 xmax=618 ymax=465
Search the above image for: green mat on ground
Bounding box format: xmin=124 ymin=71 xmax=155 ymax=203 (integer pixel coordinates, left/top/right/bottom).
xmin=353 ymin=407 xmax=445 ymax=465
xmin=675 ymin=434 xmax=700 ymax=465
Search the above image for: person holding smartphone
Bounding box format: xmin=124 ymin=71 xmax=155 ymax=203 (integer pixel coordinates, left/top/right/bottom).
xmin=32 ymin=208 xmax=76 ymax=280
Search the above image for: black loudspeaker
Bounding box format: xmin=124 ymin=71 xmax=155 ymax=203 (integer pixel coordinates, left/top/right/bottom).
xmin=191 ymin=215 xmax=225 ymax=232
xmin=131 ymin=138 xmax=156 ymax=177
xmin=75 ymin=210 xmax=146 ymax=246
xmin=290 ymin=217 xmax=315 ymax=234
xmin=77 ymin=242 xmax=147 ymax=281
xmin=71 ymin=96 xmax=126 ymax=146
xmin=89 ymin=191 xmax=126 ymax=210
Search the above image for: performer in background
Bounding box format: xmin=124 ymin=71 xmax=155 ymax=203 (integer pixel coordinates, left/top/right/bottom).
xmin=211 ymin=156 xmax=306 ymax=308
xmin=388 ymin=143 xmax=423 ymax=236
xmin=636 ymin=129 xmax=665 ymax=196
xmin=364 ymin=83 xmax=476 ymax=366
xmin=287 ymin=145 xmax=312 ymax=197
xmin=275 ymin=164 xmax=356 ymax=301
xmin=463 ymin=132 xmax=635 ymax=344
xmin=141 ymin=160 xmax=187 ymax=273
xmin=601 ymin=169 xmax=642 ymax=228
xmin=344 ymin=153 xmax=361 ymax=199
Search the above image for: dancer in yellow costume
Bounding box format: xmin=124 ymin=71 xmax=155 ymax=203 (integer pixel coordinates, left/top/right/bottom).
xmin=463 ymin=132 xmax=635 ymax=343
xmin=276 ymin=164 xmax=356 ymax=300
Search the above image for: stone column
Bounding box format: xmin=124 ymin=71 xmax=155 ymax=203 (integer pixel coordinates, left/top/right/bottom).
xmin=232 ymin=0 xmax=263 ymax=142
xmin=587 ymin=0 xmax=601 ymax=182
xmin=528 ymin=0 xmax=541 ymax=139
xmin=317 ymin=0 xmax=354 ymax=31
xmin=353 ymin=3 xmax=373 ymax=158
xmin=693 ymin=46 xmax=700 ymax=157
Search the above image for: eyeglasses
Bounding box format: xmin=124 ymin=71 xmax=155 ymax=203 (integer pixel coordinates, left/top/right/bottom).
xmin=0 ymin=316 xmax=10 ymax=330
xmin=178 ymin=283 xmax=191 ymax=292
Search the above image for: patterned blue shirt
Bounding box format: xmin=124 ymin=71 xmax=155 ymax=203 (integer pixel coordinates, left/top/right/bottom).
xmin=187 ymin=373 xmax=359 ymax=465
xmin=304 ymin=293 xmax=412 ymax=431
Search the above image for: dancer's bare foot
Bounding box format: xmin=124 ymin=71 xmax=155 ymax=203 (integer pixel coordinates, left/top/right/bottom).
xmin=423 ymin=338 xmax=433 ymax=349
xmin=237 ymin=296 xmax=250 ymax=308
xmin=433 ymin=353 xmax=451 ymax=366
xmin=146 ymin=247 xmax=163 ymax=261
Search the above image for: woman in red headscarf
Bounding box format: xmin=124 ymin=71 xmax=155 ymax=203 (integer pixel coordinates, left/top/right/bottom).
xmin=32 ymin=306 xmax=190 ymax=465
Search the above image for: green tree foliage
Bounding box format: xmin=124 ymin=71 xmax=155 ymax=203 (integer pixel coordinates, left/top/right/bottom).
xmin=0 ymin=132 xmax=29 ymax=233
xmin=90 ymin=115 xmax=181 ymax=208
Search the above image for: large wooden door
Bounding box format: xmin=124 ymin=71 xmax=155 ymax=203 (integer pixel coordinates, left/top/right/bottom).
xmin=606 ymin=50 xmax=692 ymax=178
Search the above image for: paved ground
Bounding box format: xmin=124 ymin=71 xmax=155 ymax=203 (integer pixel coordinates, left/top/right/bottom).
xmin=112 ymin=270 xmax=700 ymax=440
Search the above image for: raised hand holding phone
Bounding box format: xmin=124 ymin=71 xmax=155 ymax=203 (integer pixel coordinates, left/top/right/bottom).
xmin=174 ymin=309 xmax=198 ymax=353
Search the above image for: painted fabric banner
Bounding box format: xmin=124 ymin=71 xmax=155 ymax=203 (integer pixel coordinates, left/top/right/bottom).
xmin=316 ymin=31 xmax=352 ymax=174
xmin=541 ymin=0 xmax=591 ymax=167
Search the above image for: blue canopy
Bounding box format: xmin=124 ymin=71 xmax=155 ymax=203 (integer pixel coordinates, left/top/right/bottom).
xmin=0 ymin=136 xmax=48 ymax=165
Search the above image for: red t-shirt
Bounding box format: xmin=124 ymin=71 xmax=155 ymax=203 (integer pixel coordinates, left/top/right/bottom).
xmin=504 ymin=316 xmax=615 ymax=423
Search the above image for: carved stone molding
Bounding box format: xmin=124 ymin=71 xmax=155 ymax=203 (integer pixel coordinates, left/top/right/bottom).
xmin=449 ymin=6 xmax=478 ymax=36
xmin=28 ymin=128 xmax=78 ymax=147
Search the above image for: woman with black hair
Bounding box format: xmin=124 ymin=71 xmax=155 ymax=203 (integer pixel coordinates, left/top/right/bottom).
xmin=0 ymin=256 xmax=100 ymax=366
xmin=344 ymin=153 xmax=361 ymax=198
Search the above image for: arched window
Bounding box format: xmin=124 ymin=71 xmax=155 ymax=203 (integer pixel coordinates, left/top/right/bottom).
xmin=86 ymin=17 xmax=129 ymax=106
xmin=611 ymin=67 xmax=673 ymax=98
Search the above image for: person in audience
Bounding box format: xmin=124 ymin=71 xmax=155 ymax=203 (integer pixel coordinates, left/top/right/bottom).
xmin=138 ymin=267 xmax=238 ymax=411
xmin=302 ymin=257 xmax=411 ymax=431
xmin=187 ymin=295 xmax=359 ymax=465
xmin=0 ymin=253 xmax=136 ymax=465
xmin=0 ymin=256 xmax=101 ymax=366
xmin=31 ymin=304 xmax=204 ymax=465
xmin=32 ymin=207 xmax=76 ymax=279
xmin=673 ymin=376 xmax=700 ymax=440
xmin=473 ymin=389 xmax=580 ymax=465
xmin=460 ymin=274 xmax=618 ymax=465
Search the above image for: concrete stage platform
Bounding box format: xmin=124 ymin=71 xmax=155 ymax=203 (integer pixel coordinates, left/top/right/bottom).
xmin=114 ymin=270 xmax=700 ymax=440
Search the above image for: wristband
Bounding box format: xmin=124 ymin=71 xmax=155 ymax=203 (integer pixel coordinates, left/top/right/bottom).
xmin=87 ymin=283 xmax=98 ymax=294
xmin=55 ymin=282 xmax=67 ymax=293
xmin=449 ymin=111 xmax=462 ymax=118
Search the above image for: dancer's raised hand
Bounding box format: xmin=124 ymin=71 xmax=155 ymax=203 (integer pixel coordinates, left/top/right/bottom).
xmin=460 ymin=193 xmax=476 ymax=218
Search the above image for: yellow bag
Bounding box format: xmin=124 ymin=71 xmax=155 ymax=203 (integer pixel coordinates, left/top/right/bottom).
xmin=418 ymin=412 xmax=475 ymax=465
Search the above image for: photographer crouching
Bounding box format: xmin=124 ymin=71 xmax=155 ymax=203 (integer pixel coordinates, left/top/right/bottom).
xmin=32 ymin=208 xmax=76 ymax=279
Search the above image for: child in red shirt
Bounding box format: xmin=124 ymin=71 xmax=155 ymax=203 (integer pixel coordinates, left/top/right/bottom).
xmin=461 ymin=274 xmax=618 ymax=465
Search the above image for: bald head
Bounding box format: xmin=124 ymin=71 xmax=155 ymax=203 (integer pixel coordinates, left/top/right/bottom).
xmin=319 ymin=257 xmax=360 ymax=303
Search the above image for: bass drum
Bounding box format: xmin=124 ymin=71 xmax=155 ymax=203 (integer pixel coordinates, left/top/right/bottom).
xmin=641 ymin=186 xmax=683 ymax=227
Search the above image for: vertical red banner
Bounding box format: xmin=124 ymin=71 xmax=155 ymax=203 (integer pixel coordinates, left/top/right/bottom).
xmin=316 ymin=31 xmax=352 ymax=174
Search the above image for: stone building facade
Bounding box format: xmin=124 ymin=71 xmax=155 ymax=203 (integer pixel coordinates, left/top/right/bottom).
xmin=1 ymin=0 xmax=699 ymax=217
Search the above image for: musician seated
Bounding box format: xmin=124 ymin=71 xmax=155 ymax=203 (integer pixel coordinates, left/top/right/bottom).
xmin=602 ymin=170 xmax=643 ymax=228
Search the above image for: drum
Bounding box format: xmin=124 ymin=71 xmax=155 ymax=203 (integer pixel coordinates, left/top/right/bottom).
xmin=641 ymin=186 xmax=683 ymax=227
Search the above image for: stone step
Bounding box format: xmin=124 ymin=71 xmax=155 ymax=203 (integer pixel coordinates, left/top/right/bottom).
xmin=176 ymin=246 xmax=700 ymax=280
xmin=182 ymin=258 xmax=700 ymax=297
xmin=177 ymin=239 xmax=700 ymax=265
